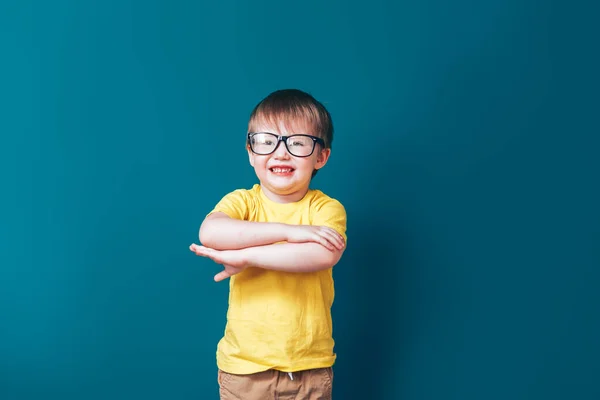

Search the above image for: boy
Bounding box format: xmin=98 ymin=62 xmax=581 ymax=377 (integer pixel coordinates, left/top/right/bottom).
xmin=189 ymin=89 xmax=347 ymax=399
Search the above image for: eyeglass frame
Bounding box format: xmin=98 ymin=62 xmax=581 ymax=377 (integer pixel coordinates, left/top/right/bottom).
xmin=247 ymin=132 xmax=325 ymax=158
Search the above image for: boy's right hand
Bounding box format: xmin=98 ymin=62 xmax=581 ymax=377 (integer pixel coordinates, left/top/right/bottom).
xmin=285 ymin=225 xmax=345 ymax=251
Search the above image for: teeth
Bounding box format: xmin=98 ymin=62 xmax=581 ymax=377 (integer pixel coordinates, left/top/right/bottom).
xmin=272 ymin=167 xmax=292 ymax=173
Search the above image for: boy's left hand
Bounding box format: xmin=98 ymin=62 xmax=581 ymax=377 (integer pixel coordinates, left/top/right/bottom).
xmin=189 ymin=244 xmax=247 ymax=282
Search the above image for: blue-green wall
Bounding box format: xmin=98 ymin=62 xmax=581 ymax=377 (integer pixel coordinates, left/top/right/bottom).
xmin=1 ymin=1 xmax=598 ymax=399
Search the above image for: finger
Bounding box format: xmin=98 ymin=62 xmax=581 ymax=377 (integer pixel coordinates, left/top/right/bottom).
xmin=321 ymin=234 xmax=341 ymax=250
xmin=190 ymin=244 xmax=209 ymax=256
xmin=323 ymin=228 xmax=345 ymax=249
xmin=327 ymin=231 xmax=345 ymax=250
xmin=319 ymin=230 xmax=344 ymax=250
xmin=319 ymin=226 xmax=344 ymax=241
xmin=190 ymin=243 xmax=208 ymax=253
xmin=207 ymin=253 xmax=225 ymax=264
xmin=316 ymin=235 xmax=335 ymax=250
xmin=214 ymin=270 xmax=231 ymax=282
xmin=190 ymin=245 xmax=224 ymax=264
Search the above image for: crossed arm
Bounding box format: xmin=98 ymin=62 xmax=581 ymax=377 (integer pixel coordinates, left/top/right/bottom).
xmin=189 ymin=212 xmax=346 ymax=281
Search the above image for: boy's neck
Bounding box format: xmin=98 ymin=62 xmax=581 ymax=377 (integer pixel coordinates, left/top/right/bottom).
xmin=260 ymin=185 xmax=310 ymax=204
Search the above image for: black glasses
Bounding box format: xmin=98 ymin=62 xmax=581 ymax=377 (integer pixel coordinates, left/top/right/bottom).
xmin=247 ymin=132 xmax=325 ymax=157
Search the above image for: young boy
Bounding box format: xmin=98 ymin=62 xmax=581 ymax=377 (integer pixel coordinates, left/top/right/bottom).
xmin=189 ymin=89 xmax=347 ymax=399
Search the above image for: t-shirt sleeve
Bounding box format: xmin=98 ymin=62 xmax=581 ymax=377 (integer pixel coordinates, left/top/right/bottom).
xmin=207 ymin=189 xmax=250 ymax=221
xmin=312 ymin=198 xmax=348 ymax=243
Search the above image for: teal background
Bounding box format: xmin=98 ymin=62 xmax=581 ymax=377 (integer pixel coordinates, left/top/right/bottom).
xmin=1 ymin=1 xmax=598 ymax=399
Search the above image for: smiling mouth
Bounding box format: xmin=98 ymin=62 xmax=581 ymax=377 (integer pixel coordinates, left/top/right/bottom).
xmin=269 ymin=167 xmax=295 ymax=174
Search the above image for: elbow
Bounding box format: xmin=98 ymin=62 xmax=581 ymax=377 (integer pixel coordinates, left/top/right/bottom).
xmin=320 ymin=248 xmax=344 ymax=270
xmin=199 ymin=221 xmax=229 ymax=250
xmin=199 ymin=222 xmax=216 ymax=248
xmin=198 ymin=213 xmax=232 ymax=250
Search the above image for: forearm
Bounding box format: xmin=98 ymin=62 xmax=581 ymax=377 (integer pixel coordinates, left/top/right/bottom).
xmin=242 ymin=242 xmax=343 ymax=273
xmin=200 ymin=217 xmax=289 ymax=250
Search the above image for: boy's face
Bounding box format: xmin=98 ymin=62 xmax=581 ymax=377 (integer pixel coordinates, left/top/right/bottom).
xmin=247 ymin=119 xmax=330 ymax=202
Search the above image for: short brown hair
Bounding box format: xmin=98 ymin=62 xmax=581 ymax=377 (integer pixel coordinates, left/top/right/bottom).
xmin=247 ymin=89 xmax=334 ymax=149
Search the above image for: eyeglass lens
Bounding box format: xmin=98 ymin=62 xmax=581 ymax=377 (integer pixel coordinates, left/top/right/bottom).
xmin=250 ymin=133 xmax=316 ymax=157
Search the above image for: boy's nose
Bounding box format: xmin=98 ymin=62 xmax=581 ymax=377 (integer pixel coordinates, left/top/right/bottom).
xmin=273 ymin=140 xmax=290 ymax=158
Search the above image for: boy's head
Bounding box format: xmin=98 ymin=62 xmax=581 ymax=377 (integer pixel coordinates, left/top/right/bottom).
xmin=246 ymin=89 xmax=334 ymax=200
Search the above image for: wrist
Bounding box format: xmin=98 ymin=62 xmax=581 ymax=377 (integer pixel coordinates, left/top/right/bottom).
xmin=277 ymin=223 xmax=294 ymax=242
xmin=237 ymin=247 xmax=254 ymax=268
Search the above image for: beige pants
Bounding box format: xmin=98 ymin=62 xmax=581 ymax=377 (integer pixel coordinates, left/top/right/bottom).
xmin=218 ymin=367 xmax=333 ymax=400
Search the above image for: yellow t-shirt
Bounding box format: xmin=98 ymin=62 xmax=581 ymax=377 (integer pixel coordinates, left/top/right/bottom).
xmin=208 ymin=184 xmax=347 ymax=374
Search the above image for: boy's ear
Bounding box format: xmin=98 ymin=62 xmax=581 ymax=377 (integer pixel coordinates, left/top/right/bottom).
xmin=247 ymin=146 xmax=255 ymax=167
xmin=314 ymin=148 xmax=331 ymax=170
